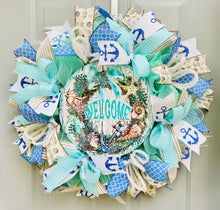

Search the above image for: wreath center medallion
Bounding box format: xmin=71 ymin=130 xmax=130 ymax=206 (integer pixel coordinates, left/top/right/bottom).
xmin=61 ymin=65 xmax=153 ymax=155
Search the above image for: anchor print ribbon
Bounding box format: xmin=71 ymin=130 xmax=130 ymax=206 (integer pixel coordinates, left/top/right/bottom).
xmin=90 ymin=154 xmax=125 ymax=174
xmin=10 ymin=58 xmax=59 ymax=105
xmin=43 ymin=149 xmax=101 ymax=195
xmin=172 ymin=120 xmax=207 ymax=154
xmin=131 ymin=11 xmax=164 ymax=43
xmin=149 ymin=90 xmax=192 ymax=169
xmin=10 ymin=75 xmax=38 ymax=92
xmin=97 ymin=16 xmax=174 ymax=78
xmin=180 ymin=146 xmax=192 ymax=171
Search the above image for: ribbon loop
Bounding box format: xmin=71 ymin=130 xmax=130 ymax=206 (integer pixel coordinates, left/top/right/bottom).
xmin=132 ymin=54 xmax=150 ymax=78
xmin=10 ymin=58 xmax=59 ymax=105
xmin=43 ymin=149 xmax=100 ymax=195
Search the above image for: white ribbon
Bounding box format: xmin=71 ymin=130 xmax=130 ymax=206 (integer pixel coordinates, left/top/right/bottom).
xmin=71 ymin=26 xmax=91 ymax=63
xmin=125 ymin=150 xmax=149 ymax=194
xmin=172 ymin=120 xmax=207 ymax=155
xmin=152 ymin=54 xmax=199 ymax=90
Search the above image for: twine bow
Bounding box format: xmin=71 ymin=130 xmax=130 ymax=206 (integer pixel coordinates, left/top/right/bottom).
xmin=126 ymin=150 xmax=149 ymax=194
xmin=125 ymin=150 xmax=168 ymax=196
xmin=152 ymin=54 xmax=199 ymax=90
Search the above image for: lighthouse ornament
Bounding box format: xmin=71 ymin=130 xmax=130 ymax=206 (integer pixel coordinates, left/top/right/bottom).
xmin=8 ymin=2 xmax=213 ymax=204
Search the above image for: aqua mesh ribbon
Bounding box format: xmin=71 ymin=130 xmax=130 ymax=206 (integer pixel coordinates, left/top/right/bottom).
xmin=88 ymin=65 xmax=123 ymax=98
xmin=43 ymin=149 xmax=100 ymax=195
xmin=149 ymin=96 xmax=192 ymax=169
xmin=10 ymin=58 xmax=59 ymax=105
xmin=47 ymin=23 xmax=84 ymax=86
xmin=106 ymin=18 xmax=174 ymax=79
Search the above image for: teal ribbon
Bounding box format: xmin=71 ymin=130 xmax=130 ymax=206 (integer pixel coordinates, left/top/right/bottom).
xmin=9 ymin=115 xmax=32 ymax=126
xmin=88 ymin=65 xmax=123 ymax=98
xmin=10 ymin=58 xmax=59 ymax=105
xmin=184 ymin=102 xmax=204 ymax=126
xmin=106 ymin=67 xmax=123 ymax=97
xmin=149 ymin=96 xmax=192 ymax=169
xmin=106 ymin=18 xmax=173 ymax=78
xmin=43 ymin=149 xmax=100 ymax=195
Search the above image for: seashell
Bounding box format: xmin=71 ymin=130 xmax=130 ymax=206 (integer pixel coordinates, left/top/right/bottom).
xmin=131 ymin=104 xmax=145 ymax=119
xmin=74 ymin=6 xmax=95 ymax=37
xmin=122 ymin=7 xmax=144 ymax=28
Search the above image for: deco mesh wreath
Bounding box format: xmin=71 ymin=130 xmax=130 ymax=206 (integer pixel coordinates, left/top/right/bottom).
xmin=9 ymin=6 xmax=213 ymax=203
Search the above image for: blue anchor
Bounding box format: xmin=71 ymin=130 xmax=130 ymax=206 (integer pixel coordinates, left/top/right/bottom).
xmin=156 ymin=106 xmax=170 ymax=120
xmin=180 ymin=127 xmax=199 ymax=145
xmin=100 ymin=128 xmax=111 ymax=153
xmin=20 ymin=76 xmax=38 ymax=88
xmin=100 ymin=43 xmax=119 ymax=62
xmin=179 ymin=44 xmax=189 ymax=57
xmin=105 ymin=157 xmax=122 ymax=172
xmin=43 ymin=95 xmax=58 ymax=108
xmin=79 ymin=190 xmax=94 ymax=198
xmin=108 ymin=122 xmax=124 ymax=144
xmin=69 ymin=164 xmax=81 ymax=174
xmin=181 ymin=147 xmax=190 ymax=160
xmin=151 ymin=12 xmax=157 ymax=23
xmin=132 ymin=28 xmax=145 ymax=44
xmin=17 ymin=138 xmax=27 ymax=149
xmin=52 ymin=35 xmax=62 ymax=48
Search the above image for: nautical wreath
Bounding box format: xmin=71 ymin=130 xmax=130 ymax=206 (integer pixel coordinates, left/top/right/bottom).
xmin=9 ymin=6 xmax=213 ymax=203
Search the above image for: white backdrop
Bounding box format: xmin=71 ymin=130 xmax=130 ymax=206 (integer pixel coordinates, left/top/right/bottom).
xmin=0 ymin=0 xmax=219 ymax=210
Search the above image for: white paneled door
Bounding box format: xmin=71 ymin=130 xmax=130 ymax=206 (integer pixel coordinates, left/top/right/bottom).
xmin=0 ymin=0 xmax=219 ymax=210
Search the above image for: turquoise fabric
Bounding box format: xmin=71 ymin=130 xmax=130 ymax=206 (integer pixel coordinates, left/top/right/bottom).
xmin=134 ymin=28 xmax=173 ymax=56
xmin=106 ymin=18 xmax=173 ymax=79
xmin=149 ymin=97 xmax=192 ymax=169
xmin=88 ymin=65 xmax=123 ymax=98
xmin=10 ymin=58 xmax=59 ymax=105
xmin=43 ymin=149 xmax=100 ymax=195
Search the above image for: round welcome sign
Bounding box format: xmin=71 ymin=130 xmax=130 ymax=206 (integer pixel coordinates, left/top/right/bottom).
xmin=61 ymin=65 xmax=153 ymax=155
